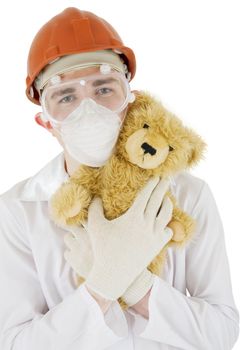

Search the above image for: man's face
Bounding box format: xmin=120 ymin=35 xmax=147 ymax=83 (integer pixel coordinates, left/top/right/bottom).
xmin=38 ymin=66 xmax=128 ymax=146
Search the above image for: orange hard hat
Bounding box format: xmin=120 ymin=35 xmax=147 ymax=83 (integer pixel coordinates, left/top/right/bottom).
xmin=26 ymin=7 xmax=136 ymax=105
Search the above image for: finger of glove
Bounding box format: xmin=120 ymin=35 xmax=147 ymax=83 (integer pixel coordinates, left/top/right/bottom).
xmin=88 ymin=197 xmax=106 ymax=228
xmin=64 ymin=233 xmax=77 ymax=250
xmin=130 ymin=177 xmax=160 ymax=214
xmin=64 ymin=249 xmax=72 ymax=263
xmin=64 ymin=238 xmax=94 ymax=265
xmin=69 ymin=225 xmax=87 ymax=239
xmin=64 ymin=250 xmax=87 ymax=276
xmin=64 ymin=231 xmax=92 ymax=254
xmin=144 ymin=178 xmax=170 ymax=220
xmin=70 ymin=226 xmax=90 ymax=247
xmin=155 ymin=196 xmax=173 ymax=231
xmin=155 ymin=227 xmax=173 ymax=248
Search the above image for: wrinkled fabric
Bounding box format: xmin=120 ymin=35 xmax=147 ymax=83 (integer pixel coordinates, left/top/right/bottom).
xmin=0 ymin=153 xmax=239 ymax=350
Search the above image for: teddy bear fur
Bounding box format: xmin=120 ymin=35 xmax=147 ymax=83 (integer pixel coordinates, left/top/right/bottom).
xmin=49 ymin=91 xmax=206 ymax=309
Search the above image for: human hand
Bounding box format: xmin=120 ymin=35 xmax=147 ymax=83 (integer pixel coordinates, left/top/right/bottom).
xmin=64 ymin=177 xmax=173 ymax=301
xmin=83 ymin=177 xmax=173 ymax=300
xmin=64 ymin=227 xmax=156 ymax=306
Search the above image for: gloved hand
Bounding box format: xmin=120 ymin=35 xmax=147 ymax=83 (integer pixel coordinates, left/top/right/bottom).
xmin=64 ymin=225 xmax=93 ymax=279
xmin=64 ymin=226 xmax=155 ymax=306
xmin=65 ymin=177 xmax=173 ymax=301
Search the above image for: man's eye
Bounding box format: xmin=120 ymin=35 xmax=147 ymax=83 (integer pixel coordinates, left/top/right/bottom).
xmin=59 ymin=95 xmax=75 ymax=104
xmin=96 ymin=87 xmax=112 ymax=95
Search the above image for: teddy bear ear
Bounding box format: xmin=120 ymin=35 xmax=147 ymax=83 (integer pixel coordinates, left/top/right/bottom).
xmin=186 ymin=129 xmax=207 ymax=167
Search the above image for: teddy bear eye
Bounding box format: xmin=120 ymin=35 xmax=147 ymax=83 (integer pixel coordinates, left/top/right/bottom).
xmin=169 ymin=145 xmax=174 ymax=152
xmin=143 ymin=124 xmax=149 ymax=129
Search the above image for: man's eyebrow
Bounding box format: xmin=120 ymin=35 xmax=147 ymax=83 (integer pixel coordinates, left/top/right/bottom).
xmin=92 ymin=78 xmax=118 ymax=87
xmin=50 ymin=87 xmax=76 ymax=100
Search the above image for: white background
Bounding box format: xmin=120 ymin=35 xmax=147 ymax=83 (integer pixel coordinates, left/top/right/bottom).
xmin=0 ymin=0 xmax=242 ymax=347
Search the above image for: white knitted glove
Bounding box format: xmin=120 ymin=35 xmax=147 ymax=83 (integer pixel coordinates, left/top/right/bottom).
xmin=64 ymin=227 xmax=156 ymax=306
xmin=84 ymin=177 xmax=173 ymax=300
xmin=64 ymin=225 xmax=93 ymax=279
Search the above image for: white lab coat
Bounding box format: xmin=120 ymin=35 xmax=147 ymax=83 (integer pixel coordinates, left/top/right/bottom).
xmin=0 ymin=152 xmax=239 ymax=350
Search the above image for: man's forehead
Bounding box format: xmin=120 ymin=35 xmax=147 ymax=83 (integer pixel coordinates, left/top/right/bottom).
xmin=60 ymin=66 xmax=101 ymax=80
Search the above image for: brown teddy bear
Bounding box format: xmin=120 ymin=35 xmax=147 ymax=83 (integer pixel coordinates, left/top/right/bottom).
xmin=49 ymin=91 xmax=206 ymax=309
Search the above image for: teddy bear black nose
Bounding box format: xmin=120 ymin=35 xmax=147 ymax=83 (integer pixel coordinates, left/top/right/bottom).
xmin=141 ymin=142 xmax=157 ymax=156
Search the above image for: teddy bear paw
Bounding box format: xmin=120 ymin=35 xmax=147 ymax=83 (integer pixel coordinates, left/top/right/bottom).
xmin=49 ymin=182 xmax=92 ymax=226
xmin=167 ymin=220 xmax=186 ymax=242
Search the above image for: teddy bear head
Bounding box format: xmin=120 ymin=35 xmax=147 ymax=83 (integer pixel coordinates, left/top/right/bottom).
xmin=115 ymin=91 xmax=206 ymax=177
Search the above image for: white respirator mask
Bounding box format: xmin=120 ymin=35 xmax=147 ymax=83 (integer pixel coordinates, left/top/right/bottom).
xmin=40 ymin=64 xmax=135 ymax=167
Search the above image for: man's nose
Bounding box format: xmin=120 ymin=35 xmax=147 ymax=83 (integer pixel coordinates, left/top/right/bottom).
xmin=141 ymin=142 xmax=157 ymax=156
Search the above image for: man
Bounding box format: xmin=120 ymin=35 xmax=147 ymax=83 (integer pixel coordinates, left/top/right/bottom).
xmin=0 ymin=7 xmax=239 ymax=350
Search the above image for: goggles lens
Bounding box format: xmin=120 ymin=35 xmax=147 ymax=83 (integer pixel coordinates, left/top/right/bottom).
xmin=41 ymin=70 xmax=130 ymax=122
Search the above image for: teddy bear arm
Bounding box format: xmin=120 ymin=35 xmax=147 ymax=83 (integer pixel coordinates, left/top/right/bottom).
xmin=50 ymin=182 xmax=92 ymax=226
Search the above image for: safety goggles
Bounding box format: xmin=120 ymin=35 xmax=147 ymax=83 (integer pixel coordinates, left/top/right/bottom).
xmin=41 ymin=66 xmax=133 ymax=124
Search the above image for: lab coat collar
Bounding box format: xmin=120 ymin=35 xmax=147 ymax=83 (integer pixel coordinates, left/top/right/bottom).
xmin=19 ymin=152 xmax=69 ymax=202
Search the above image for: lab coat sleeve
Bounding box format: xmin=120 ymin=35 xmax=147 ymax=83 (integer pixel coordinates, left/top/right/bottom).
xmin=0 ymin=198 xmax=128 ymax=350
xmin=129 ymin=182 xmax=239 ymax=350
